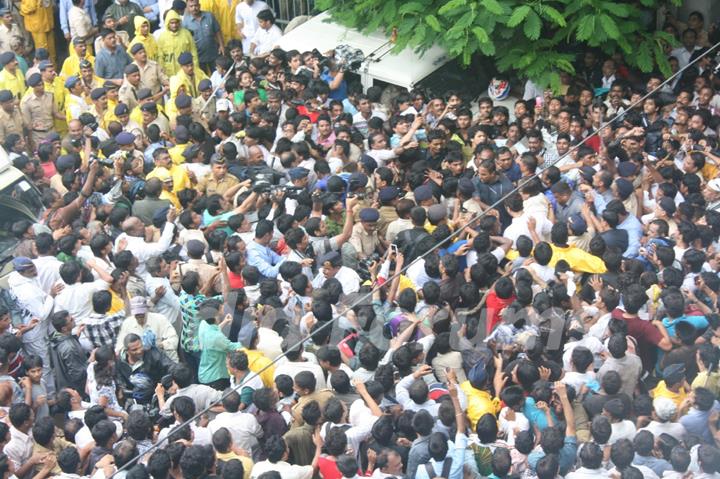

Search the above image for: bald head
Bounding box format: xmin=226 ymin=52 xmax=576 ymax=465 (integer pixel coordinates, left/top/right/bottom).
xmin=122 ymin=217 xmax=145 ymax=236
xmin=248 ymin=145 xmax=263 ymax=164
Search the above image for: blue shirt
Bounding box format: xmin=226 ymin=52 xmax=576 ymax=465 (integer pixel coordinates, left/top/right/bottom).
xmin=321 ymin=72 xmax=347 ymax=101
xmin=619 ymin=213 xmax=643 ymax=258
xmin=680 ymin=402 xmax=720 ymax=443
xmin=528 ymin=435 xmax=577 ymax=476
xmin=131 ymin=0 xmax=158 ymax=22
xmin=415 ymin=433 xmax=468 ymax=479
xmin=182 ymin=12 xmax=221 ymax=64
xmin=59 ymin=0 xmax=97 ymax=35
xmin=501 ymin=162 xmax=522 ymax=183
xmin=523 ymin=396 xmax=557 ymax=431
xmin=95 ymin=47 xmax=131 ymax=80
xmin=662 ymin=315 xmax=709 ymax=338
xmin=246 ymin=240 xmax=285 ymax=279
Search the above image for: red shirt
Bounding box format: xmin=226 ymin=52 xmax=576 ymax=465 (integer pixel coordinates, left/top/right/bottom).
xmin=611 ymin=308 xmax=662 ymax=371
xmin=485 ymin=290 xmax=516 ymax=335
xmin=227 ymin=271 xmax=244 ymax=289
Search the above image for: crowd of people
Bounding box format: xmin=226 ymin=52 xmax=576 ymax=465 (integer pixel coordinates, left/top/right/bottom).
xmin=1 ymin=1 xmax=720 ymax=478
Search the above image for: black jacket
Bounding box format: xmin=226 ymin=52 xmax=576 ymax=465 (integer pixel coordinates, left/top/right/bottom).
xmin=116 ymin=346 xmax=176 ymax=403
xmin=48 ymin=332 xmax=88 ymax=393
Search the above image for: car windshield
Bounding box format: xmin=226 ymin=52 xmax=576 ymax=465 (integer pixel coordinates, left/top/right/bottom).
xmin=0 ymin=175 xmax=43 ymax=269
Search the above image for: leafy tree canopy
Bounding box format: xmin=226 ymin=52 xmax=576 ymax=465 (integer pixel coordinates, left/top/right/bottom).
xmin=316 ymin=0 xmax=681 ymax=92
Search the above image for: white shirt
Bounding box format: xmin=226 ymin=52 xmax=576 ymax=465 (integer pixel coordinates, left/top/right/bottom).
xmin=234 ymin=0 xmax=269 ymax=52
xmin=115 ymin=312 xmax=179 ymax=362
xmin=114 ymin=222 xmax=174 ymax=276
xmin=54 ymin=279 xmax=109 ymax=324
xmin=671 ymin=45 xmax=701 ymax=69
xmin=274 ymin=355 xmax=326 ymax=390
xmin=567 ymin=467 xmax=610 ymax=479
xmin=7 ymin=272 xmax=54 ymax=322
xmin=33 ymin=255 xmax=63 ymax=294
xmin=145 ymin=276 xmax=182 ymax=326
xmin=250 ymin=24 xmax=282 ymax=56
xmin=207 ymin=411 xmax=263 ymax=451
xmin=158 ymin=422 xmax=211 ymax=446
xmin=250 ymin=460 xmax=312 ymax=479
xmin=3 ymin=427 xmax=32 ymax=471
xmin=640 ymin=421 xmax=687 ymax=443
xmin=609 ymin=419 xmax=637 ymax=445
xmin=504 ymin=214 xmax=552 ymax=247
xmin=312 ymin=266 xmax=360 ymax=295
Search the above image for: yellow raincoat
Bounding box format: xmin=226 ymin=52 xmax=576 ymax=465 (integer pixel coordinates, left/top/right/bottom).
xmin=201 ymin=0 xmax=239 ymax=44
xmin=127 ymin=16 xmax=158 ymax=62
xmin=60 ymin=53 xmax=95 ymax=79
xmin=20 ymin=0 xmax=55 ymax=60
xmin=164 ymin=75 xmax=187 ymax=126
xmin=169 ymin=67 xmax=208 ymax=99
xmin=156 ymin=10 xmax=198 ymax=76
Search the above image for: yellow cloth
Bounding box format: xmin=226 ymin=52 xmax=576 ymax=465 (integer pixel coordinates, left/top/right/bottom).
xmin=242 ymin=348 xmax=275 ymax=388
xmin=549 ymin=244 xmax=607 ymax=274
xmin=650 ymin=380 xmax=687 ymax=409
xmin=109 ymin=290 xmax=125 ymax=314
xmin=202 ymin=0 xmax=239 ymax=45
xmin=459 ymin=380 xmax=501 ymax=431
xmin=214 ymin=452 xmax=253 ymax=479
xmin=20 ymin=0 xmax=53 ymax=33
xmin=0 ymin=68 xmax=26 ymax=99
xmin=169 ymin=142 xmax=188 ymax=165
xmin=65 ymin=93 xmax=87 ymax=123
xmin=156 ymin=11 xmax=199 ymax=76
xmin=130 ymin=102 xmax=165 ymax=126
xmin=127 ymin=16 xmax=158 ymax=61
xmin=160 ymin=189 xmax=180 ymax=209
xmin=60 ymin=53 xmax=95 ymax=79
xmin=692 ymin=371 xmax=720 ymax=397
xmin=147 ymin=164 xmax=191 ymax=192
xmin=169 ymin=68 xmax=208 ymax=99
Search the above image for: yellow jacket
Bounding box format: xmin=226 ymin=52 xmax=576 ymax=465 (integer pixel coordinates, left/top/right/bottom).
xmin=147 ymin=164 xmax=191 ymax=193
xmin=549 ymin=244 xmax=607 ymax=274
xmin=170 ymin=68 xmax=208 ymax=99
xmin=20 ymin=0 xmax=53 ymax=33
xmin=169 ymin=142 xmax=188 ymax=165
xmin=242 ymin=348 xmax=275 ymax=388
xmin=127 ymin=16 xmax=158 ymax=62
xmin=202 ymin=0 xmax=239 ymax=44
xmin=156 ymin=11 xmax=198 ymax=77
xmin=459 ymin=380 xmax=501 ymax=431
xmin=650 ymin=380 xmax=687 ymax=409
xmin=60 ymin=53 xmax=95 ymax=79
xmin=0 ymin=68 xmax=26 ymax=99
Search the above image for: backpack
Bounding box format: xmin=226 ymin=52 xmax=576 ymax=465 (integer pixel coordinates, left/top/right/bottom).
xmin=424 ymin=457 xmax=453 ymax=479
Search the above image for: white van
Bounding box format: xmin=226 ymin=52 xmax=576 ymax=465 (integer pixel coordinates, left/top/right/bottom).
xmin=276 ymin=12 xmax=487 ymax=99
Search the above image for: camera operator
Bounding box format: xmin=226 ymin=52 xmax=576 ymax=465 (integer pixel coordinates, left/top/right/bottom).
xmin=284 ymin=166 xmax=312 ymax=215
xmin=321 ymin=58 xmax=347 ymax=102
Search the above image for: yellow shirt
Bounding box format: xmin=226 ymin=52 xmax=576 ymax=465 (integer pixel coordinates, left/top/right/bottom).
xmin=459 ymin=380 xmax=501 ymax=431
xmin=650 ymin=380 xmax=687 ymax=409
xmin=169 ymin=143 xmax=188 ymax=165
xmin=202 ymin=0 xmax=240 ymax=45
xmin=147 ymin=164 xmax=191 ymax=193
xmin=549 ymin=244 xmax=607 ymax=274
xmin=0 ymin=68 xmax=26 ymax=99
xmin=692 ymin=371 xmax=720 ymax=397
xmin=159 ymin=190 xmax=180 ymax=209
xmin=242 ymin=348 xmax=275 ymax=388
xmin=60 ymin=54 xmax=95 ymax=79
xmin=214 ymin=452 xmax=252 ymax=479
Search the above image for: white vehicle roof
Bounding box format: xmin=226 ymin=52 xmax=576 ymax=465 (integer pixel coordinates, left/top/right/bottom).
xmin=276 ymin=11 xmax=450 ymax=90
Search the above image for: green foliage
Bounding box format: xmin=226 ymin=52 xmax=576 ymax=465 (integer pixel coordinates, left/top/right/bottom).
xmin=317 ymin=0 xmax=684 ymax=92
